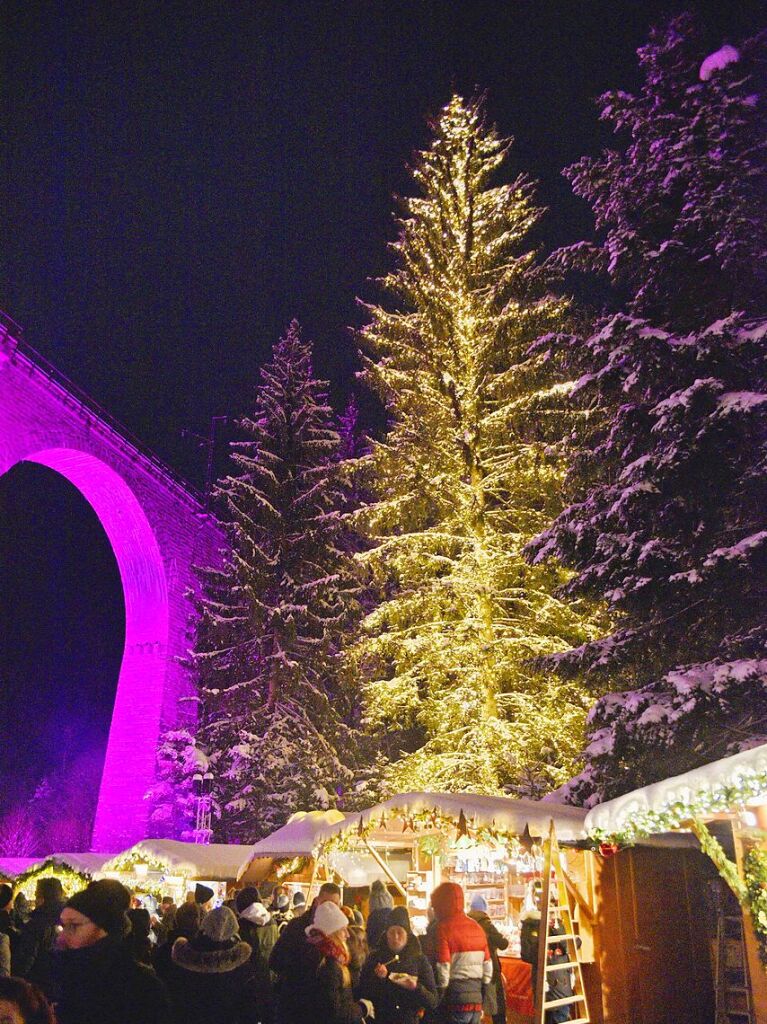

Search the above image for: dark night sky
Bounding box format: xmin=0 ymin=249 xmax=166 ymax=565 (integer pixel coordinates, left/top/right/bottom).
xmin=1 ymin=1 xmax=764 ymax=814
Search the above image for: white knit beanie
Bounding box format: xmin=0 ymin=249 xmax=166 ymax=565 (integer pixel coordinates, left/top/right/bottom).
xmin=306 ymin=901 xmax=348 ymax=936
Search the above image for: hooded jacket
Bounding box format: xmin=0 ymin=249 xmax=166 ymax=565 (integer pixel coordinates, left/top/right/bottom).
xmin=430 ymin=883 xmax=491 ymax=1012
xmin=168 ymin=933 xmax=271 ymax=1024
xmin=238 ymin=901 xmax=280 ymax=968
xmin=357 ymin=931 xmax=438 ymax=1024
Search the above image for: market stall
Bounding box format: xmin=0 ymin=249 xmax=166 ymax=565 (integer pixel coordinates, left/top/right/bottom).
xmin=244 ymin=809 xmax=350 ymax=901
xmin=100 ymin=838 xmax=258 ymax=905
xmin=585 ymin=742 xmax=767 ymax=1024
xmin=320 ymin=792 xmax=591 ymax=954
xmin=0 ymin=852 xmax=112 ymax=899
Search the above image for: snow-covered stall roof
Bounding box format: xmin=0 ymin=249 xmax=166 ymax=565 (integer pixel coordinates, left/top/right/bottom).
xmin=0 ymin=857 xmax=40 ymax=878
xmin=246 ymin=810 xmax=347 ymax=859
xmin=0 ymin=853 xmax=112 ymax=880
xmin=585 ymin=742 xmax=767 ymax=839
xmin=103 ymin=840 xmax=256 ymax=882
xmin=344 ymin=792 xmax=588 ymax=844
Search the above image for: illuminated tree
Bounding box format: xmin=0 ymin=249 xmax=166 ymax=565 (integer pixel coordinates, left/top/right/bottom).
xmin=191 ymin=322 xmax=367 ymax=840
xmin=353 ymin=96 xmax=604 ymax=796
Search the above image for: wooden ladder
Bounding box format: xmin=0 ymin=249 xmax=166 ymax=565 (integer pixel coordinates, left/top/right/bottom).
xmin=534 ymin=819 xmax=590 ymax=1024
xmin=714 ymin=883 xmax=754 ymax=1024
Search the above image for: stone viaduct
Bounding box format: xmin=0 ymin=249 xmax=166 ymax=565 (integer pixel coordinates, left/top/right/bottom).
xmin=0 ymin=315 xmax=224 ymax=851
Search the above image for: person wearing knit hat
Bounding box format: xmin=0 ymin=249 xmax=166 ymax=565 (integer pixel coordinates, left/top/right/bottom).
xmin=269 ymin=882 xmax=342 ymax=1024
xmin=61 ymin=882 xmax=130 ymax=946
xmin=366 ymin=879 xmax=394 ymax=948
xmin=194 ymin=883 xmax=215 ymax=907
xmin=235 ymin=887 xmax=279 ymax=969
xmin=301 ymin=901 xmax=374 ymax=1022
xmin=468 ymin=891 xmax=509 ymax=1024
xmin=357 ymin=901 xmax=438 ymax=1024
xmin=53 ymin=883 xmax=172 ymax=1024
xmin=169 ymin=904 xmax=273 ymax=1024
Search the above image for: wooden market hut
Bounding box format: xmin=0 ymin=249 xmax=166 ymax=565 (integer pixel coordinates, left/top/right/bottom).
xmin=0 ymin=852 xmax=113 ymax=898
xmin=100 ymin=838 xmax=261 ymax=902
xmin=243 ymin=809 xmax=351 ymax=895
xmin=584 ymin=742 xmax=767 ymax=1024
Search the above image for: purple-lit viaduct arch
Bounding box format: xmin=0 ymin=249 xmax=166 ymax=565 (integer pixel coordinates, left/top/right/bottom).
xmin=0 ymin=320 xmax=224 ymax=851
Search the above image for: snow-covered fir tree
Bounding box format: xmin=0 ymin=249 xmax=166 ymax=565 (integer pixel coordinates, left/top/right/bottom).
xmin=191 ymin=322 xmax=367 ymax=840
xmin=527 ymin=17 xmax=767 ymax=804
xmin=353 ymin=95 xmax=605 ymax=797
xmin=555 ymin=13 xmax=767 ymax=333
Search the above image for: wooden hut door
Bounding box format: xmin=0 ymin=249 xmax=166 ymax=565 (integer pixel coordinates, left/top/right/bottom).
xmin=627 ymin=847 xmax=714 ymax=1024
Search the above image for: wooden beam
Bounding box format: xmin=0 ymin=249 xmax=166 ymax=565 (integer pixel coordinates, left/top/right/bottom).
xmin=363 ymin=837 xmax=407 ymax=899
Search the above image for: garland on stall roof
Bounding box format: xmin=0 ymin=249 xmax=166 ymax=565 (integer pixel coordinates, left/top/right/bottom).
xmin=273 ymin=856 xmax=310 ymax=880
xmin=12 ymin=859 xmax=91 ymax=897
xmin=321 ymin=804 xmax=531 ymax=858
xmin=101 ymin=852 xmax=178 ymax=875
xmin=588 ymin=769 xmax=767 ymax=849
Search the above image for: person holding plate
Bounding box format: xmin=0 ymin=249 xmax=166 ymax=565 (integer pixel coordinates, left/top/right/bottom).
xmin=357 ymin=907 xmax=438 ymax=1024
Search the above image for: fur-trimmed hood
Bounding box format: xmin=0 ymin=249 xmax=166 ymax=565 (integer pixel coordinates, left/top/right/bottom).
xmin=171 ymin=936 xmax=252 ymax=974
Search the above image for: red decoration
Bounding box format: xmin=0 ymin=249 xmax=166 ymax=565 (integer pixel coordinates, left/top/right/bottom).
xmin=599 ymin=842 xmax=621 ymax=859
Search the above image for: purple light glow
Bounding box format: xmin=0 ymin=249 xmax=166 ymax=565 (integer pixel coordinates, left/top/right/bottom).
xmin=1 ymin=329 xmax=223 ymax=851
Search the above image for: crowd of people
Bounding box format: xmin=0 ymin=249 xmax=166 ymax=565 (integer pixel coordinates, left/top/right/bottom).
xmin=0 ymin=873 xmax=529 ymax=1024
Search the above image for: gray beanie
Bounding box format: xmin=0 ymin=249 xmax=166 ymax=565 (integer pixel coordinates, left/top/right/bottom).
xmin=200 ymin=905 xmax=239 ymax=943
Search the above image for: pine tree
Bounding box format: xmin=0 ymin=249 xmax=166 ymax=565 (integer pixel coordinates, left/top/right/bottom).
xmin=353 ymin=96 xmax=604 ymax=797
xmin=191 ymin=322 xmax=366 ymax=840
xmin=527 ymin=17 xmax=767 ymax=804
xmin=556 ymin=13 xmax=767 ymax=332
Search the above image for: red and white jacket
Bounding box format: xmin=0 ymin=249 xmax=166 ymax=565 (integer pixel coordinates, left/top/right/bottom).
xmin=431 ymin=882 xmax=492 ymax=1011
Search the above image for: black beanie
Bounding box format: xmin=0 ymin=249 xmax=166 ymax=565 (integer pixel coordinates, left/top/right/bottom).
xmin=195 ymin=883 xmax=215 ymax=905
xmin=389 ymin=905 xmax=412 ymax=933
xmin=65 ymin=882 xmax=129 ymax=937
xmin=235 ymin=887 xmax=261 ymax=913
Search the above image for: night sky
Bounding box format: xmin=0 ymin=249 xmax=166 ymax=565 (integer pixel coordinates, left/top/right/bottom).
xmin=1 ymin=1 xmax=764 ymax=814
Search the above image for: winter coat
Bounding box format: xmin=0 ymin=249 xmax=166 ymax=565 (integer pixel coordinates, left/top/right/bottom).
xmin=13 ymin=899 xmax=66 ymax=994
xmin=168 ymin=933 xmax=271 ymax=1024
xmin=51 ymin=935 xmax=172 ymax=1024
xmin=298 ymin=940 xmax=367 ymax=1024
xmin=430 ymin=882 xmax=491 ymax=1013
xmin=468 ymin=908 xmax=508 ymax=1020
xmin=238 ymin=901 xmax=280 ymax=967
xmin=357 ymin=932 xmax=438 ymax=1024
xmin=269 ymin=907 xmax=315 ymax=1024
xmin=366 ymin=882 xmax=394 ymax=948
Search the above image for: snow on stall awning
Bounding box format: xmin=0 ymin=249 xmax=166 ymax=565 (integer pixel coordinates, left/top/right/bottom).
xmin=246 ymin=810 xmax=347 ymax=860
xmin=0 ymin=857 xmax=40 ymax=879
xmin=585 ymin=742 xmax=767 ymax=839
xmin=104 ymin=840 xmax=256 ymax=882
xmin=337 ymin=793 xmax=588 ymax=844
xmin=0 ymin=853 xmax=113 ymax=880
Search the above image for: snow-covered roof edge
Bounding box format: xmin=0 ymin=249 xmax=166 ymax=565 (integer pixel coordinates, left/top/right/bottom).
xmin=103 ymin=839 xmax=256 ymax=881
xmin=340 ymin=792 xmax=587 ymax=844
xmin=246 ymin=810 xmax=347 ymax=859
xmin=585 ymin=742 xmax=767 ymax=838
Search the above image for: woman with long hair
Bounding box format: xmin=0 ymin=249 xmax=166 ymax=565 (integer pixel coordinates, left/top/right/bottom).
xmin=301 ymin=903 xmax=374 ymax=1024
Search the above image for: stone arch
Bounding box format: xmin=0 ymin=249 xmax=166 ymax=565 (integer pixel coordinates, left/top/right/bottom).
xmin=1 ymin=447 xmax=169 ymax=850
